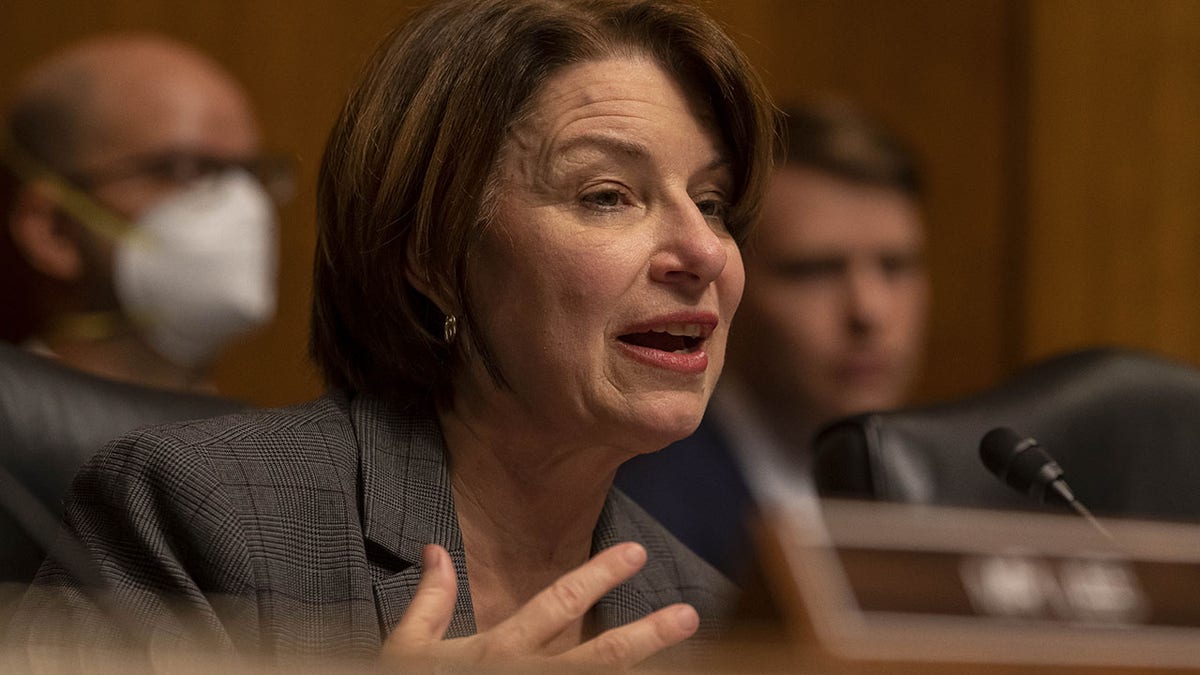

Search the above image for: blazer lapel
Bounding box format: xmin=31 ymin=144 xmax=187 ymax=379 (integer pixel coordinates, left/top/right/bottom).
xmin=351 ymin=396 xmax=477 ymax=638
xmin=591 ymin=496 xmax=656 ymax=630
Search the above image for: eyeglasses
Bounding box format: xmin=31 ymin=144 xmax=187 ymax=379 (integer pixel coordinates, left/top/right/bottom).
xmin=64 ymin=149 xmax=298 ymax=205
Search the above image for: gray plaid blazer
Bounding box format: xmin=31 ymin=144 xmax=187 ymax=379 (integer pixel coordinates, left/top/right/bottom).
xmin=14 ymin=392 xmax=735 ymax=661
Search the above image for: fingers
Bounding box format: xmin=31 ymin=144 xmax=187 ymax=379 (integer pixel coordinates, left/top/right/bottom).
xmin=381 ymin=542 xmax=696 ymax=671
xmin=562 ymin=603 xmax=699 ymax=670
xmin=492 ymin=542 xmax=649 ymax=650
xmin=383 ymin=544 xmax=458 ymax=651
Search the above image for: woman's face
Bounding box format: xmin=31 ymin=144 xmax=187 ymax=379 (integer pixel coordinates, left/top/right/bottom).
xmin=456 ymin=56 xmax=744 ymax=455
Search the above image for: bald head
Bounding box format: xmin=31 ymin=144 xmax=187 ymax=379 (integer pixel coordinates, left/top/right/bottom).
xmin=0 ymin=34 xmax=267 ymax=354
xmin=7 ymin=34 xmax=259 ymax=180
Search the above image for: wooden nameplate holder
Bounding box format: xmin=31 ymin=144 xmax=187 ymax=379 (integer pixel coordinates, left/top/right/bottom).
xmin=747 ymin=497 xmax=1200 ymax=673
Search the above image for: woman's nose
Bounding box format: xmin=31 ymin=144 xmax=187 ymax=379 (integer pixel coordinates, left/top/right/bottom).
xmin=648 ymin=199 xmax=730 ymax=291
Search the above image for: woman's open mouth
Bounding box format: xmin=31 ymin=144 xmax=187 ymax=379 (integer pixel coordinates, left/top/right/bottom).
xmin=616 ymin=320 xmax=715 ymax=374
xmin=617 ymin=323 xmax=705 ymax=354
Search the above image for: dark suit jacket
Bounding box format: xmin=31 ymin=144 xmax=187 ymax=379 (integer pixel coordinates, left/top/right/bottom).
xmin=615 ymin=414 xmax=755 ymax=580
xmin=13 ymin=393 xmax=733 ymax=662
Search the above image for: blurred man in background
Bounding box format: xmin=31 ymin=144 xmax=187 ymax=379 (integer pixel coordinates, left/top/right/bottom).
xmin=0 ymin=34 xmax=289 ymax=392
xmin=617 ymin=99 xmax=930 ymax=577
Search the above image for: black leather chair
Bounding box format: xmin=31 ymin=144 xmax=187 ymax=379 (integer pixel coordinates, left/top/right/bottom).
xmin=813 ymin=347 xmax=1200 ymax=520
xmin=0 ymin=342 xmax=245 ymax=592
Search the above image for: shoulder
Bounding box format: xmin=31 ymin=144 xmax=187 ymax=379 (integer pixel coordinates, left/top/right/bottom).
xmin=68 ymin=390 xmax=359 ymax=522
xmin=19 ymin=395 xmax=367 ymax=652
xmin=85 ymin=393 xmax=356 ymax=481
xmin=129 ymin=391 xmax=353 ymax=452
xmin=65 ymin=392 xmax=363 ymax=556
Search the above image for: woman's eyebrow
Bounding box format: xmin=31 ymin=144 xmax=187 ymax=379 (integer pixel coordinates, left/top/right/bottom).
xmin=554 ymin=133 xmax=651 ymax=164
xmin=549 ymin=133 xmax=730 ymax=177
xmin=537 ymin=134 xmax=651 ymax=187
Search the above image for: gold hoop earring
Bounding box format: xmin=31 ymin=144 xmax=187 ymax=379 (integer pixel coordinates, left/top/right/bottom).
xmin=443 ymin=314 xmax=458 ymax=344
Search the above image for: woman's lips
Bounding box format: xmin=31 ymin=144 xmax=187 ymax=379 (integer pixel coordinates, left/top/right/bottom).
xmin=617 ymin=340 xmax=710 ymax=374
xmin=616 ymin=314 xmax=717 ymax=374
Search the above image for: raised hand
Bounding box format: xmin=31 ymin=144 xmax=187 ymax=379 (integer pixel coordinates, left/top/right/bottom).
xmin=382 ymin=542 xmax=700 ymax=670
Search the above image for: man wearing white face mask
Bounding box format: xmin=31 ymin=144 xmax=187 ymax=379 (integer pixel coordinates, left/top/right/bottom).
xmin=0 ymin=34 xmax=289 ymax=392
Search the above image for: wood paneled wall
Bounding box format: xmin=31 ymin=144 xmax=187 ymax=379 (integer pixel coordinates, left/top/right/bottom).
xmin=2 ymin=0 xmax=1195 ymax=407
xmin=1021 ymin=0 xmax=1200 ymax=366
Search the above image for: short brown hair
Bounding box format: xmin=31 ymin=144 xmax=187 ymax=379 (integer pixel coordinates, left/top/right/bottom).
xmin=311 ymin=0 xmax=775 ymax=407
xmin=778 ymin=99 xmax=922 ymax=198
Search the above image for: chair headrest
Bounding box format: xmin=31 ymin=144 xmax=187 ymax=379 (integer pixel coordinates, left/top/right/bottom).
xmin=0 ymin=341 xmax=245 ymax=510
xmin=813 ymin=347 xmax=1200 ymax=520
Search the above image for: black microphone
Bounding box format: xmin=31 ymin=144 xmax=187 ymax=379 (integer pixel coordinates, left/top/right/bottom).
xmin=979 ymin=427 xmax=1075 ymax=506
xmin=979 ymin=427 xmax=1113 ymax=541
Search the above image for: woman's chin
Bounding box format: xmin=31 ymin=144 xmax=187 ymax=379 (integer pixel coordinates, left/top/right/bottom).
xmin=619 ymin=403 xmax=705 ymax=454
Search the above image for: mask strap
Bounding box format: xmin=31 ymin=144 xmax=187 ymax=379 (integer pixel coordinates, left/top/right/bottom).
xmin=0 ymin=135 xmax=142 ymax=244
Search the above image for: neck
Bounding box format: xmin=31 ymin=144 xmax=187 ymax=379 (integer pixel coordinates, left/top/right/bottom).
xmin=438 ymin=401 xmax=617 ymax=647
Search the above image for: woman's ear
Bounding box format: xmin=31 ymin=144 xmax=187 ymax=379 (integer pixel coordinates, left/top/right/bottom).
xmin=404 ymin=249 xmax=453 ymax=316
xmin=7 ymin=181 xmax=85 ymax=281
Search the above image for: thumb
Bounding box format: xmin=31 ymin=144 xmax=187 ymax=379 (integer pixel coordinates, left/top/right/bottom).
xmin=384 ymin=544 xmax=458 ymax=650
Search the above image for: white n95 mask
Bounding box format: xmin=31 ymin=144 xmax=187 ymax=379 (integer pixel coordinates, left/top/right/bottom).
xmin=113 ymin=169 xmax=279 ymax=368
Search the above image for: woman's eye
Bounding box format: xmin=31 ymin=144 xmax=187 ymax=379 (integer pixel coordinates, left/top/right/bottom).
xmin=581 ymin=189 xmax=624 ymax=211
xmin=695 ymin=198 xmax=728 ymax=221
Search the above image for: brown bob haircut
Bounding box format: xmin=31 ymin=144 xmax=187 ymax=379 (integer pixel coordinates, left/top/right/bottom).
xmin=311 ymin=0 xmax=775 ymax=407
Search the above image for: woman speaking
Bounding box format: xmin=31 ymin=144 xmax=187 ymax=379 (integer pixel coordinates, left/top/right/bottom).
xmin=17 ymin=0 xmax=774 ymax=668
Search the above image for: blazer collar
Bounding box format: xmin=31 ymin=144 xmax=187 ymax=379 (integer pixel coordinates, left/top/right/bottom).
xmin=351 ymin=395 xmax=477 ymax=637
xmin=353 ymin=395 xmax=461 ymax=562
xmin=591 ymin=494 xmax=658 ymax=628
